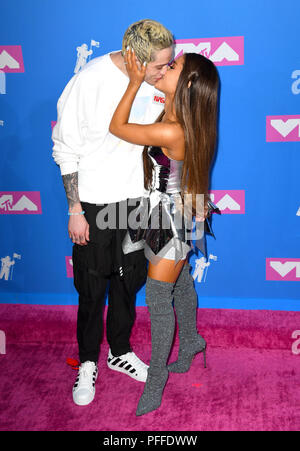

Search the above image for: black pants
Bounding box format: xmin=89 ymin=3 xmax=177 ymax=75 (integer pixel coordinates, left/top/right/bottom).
xmin=72 ymin=200 xmax=147 ymax=363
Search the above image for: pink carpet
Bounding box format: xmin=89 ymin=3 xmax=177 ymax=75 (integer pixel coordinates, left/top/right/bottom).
xmin=0 ymin=304 xmax=299 ymax=431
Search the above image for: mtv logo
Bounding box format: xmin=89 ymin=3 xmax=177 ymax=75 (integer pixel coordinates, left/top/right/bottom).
xmin=174 ymin=36 xmax=244 ymax=66
xmin=0 ymin=46 xmax=24 ymax=73
xmin=266 ymin=258 xmax=300 ymax=281
xmin=66 ymin=256 xmax=73 ymax=278
xmin=0 ymin=192 xmax=42 ymax=214
xmin=209 ymin=190 xmax=245 ymax=214
xmin=266 ymin=115 xmax=300 ymax=142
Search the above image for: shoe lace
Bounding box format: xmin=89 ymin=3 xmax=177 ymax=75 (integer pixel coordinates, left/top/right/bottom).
xmin=77 ymin=361 xmax=96 ymax=386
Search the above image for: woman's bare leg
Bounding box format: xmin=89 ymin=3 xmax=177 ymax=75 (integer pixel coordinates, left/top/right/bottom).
xmin=148 ymin=257 xmax=188 ymax=283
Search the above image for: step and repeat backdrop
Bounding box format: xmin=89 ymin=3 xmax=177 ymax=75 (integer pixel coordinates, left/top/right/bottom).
xmin=0 ymin=0 xmax=299 ymax=310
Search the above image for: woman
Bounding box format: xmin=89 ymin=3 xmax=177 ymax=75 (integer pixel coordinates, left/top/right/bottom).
xmin=109 ymin=48 xmax=219 ymax=416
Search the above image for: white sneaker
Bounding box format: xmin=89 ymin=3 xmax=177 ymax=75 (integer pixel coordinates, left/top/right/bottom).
xmin=72 ymin=361 xmax=98 ymax=406
xmin=107 ymin=349 xmax=148 ymax=383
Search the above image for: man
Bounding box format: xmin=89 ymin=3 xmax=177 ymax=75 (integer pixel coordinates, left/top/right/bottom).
xmin=52 ymin=19 xmax=173 ymax=406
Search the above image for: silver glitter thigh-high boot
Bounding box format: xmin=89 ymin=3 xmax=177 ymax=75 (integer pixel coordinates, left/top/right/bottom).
xmin=168 ymin=264 xmax=206 ymax=373
xmin=136 ymin=277 xmax=175 ymax=416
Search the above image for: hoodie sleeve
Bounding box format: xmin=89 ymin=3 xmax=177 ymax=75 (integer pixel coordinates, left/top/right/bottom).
xmin=52 ymin=73 xmax=89 ymax=175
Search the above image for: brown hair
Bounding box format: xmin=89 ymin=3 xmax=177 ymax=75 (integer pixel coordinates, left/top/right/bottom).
xmin=143 ymin=53 xmax=219 ymax=213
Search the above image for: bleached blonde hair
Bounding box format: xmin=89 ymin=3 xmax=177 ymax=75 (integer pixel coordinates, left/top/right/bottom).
xmin=122 ymin=19 xmax=173 ymax=63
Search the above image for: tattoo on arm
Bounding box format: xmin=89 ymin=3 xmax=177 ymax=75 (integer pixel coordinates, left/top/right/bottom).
xmin=62 ymin=172 xmax=81 ymax=210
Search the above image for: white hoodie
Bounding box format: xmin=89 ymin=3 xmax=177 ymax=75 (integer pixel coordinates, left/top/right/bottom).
xmin=52 ymin=52 xmax=164 ymax=204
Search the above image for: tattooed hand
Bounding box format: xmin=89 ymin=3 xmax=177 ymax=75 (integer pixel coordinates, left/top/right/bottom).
xmin=62 ymin=172 xmax=89 ymax=245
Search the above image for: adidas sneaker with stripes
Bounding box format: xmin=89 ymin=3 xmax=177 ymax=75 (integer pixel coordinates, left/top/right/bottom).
xmin=107 ymin=349 xmax=148 ymax=382
xmin=72 ymin=361 xmax=98 ymax=406
xmin=72 ymin=351 xmax=148 ymax=406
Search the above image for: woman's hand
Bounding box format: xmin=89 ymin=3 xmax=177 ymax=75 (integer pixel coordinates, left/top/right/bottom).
xmin=195 ymin=206 xmax=208 ymax=222
xmin=125 ymin=47 xmax=147 ymax=87
xmin=109 ymin=48 xmax=147 ymax=139
xmin=195 ymin=200 xmax=209 ymax=222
